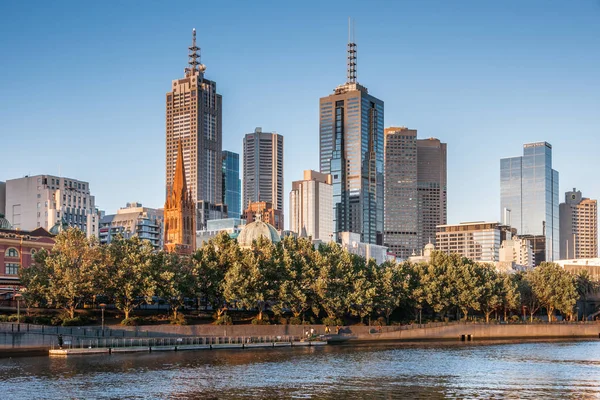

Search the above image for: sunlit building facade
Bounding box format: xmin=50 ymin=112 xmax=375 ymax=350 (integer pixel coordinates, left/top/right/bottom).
xmin=222 ymin=150 xmax=241 ymax=219
xmin=500 ymin=142 xmax=559 ymax=261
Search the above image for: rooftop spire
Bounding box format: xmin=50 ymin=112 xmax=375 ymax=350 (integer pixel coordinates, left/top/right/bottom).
xmin=187 ymin=28 xmax=206 ymax=75
xmin=347 ymin=17 xmax=357 ymax=84
xmin=172 ymin=140 xmax=188 ymax=200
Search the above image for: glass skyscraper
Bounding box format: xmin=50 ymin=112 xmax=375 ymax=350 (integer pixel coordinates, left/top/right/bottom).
xmin=222 ymin=150 xmax=241 ymax=219
xmin=500 ymin=142 xmax=559 ymax=261
xmin=319 ymin=37 xmax=384 ymax=245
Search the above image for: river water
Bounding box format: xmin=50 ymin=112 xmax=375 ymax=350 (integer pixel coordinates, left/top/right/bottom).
xmin=1 ymin=340 xmax=599 ymax=399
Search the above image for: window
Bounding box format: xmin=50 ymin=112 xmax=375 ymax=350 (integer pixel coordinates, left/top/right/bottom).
xmin=6 ymin=248 xmax=19 ymax=258
xmin=5 ymin=263 xmax=19 ymax=275
xmin=30 ymin=249 xmax=36 ymax=256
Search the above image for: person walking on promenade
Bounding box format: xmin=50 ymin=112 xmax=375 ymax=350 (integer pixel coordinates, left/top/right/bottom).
xmin=57 ymin=334 xmax=64 ymax=349
xmin=336 ymin=325 xmax=340 ymax=334
xmin=325 ymin=325 xmax=330 ymax=334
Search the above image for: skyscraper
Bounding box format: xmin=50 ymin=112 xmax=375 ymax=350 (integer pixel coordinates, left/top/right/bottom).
xmin=243 ymin=128 xmax=284 ymax=215
xmin=500 ymin=142 xmax=559 ymax=261
xmin=383 ymin=128 xmax=447 ymax=258
xmin=319 ymin=29 xmax=384 ymax=245
xmin=222 ymin=150 xmax=241 ymax=219
xmin=166 ymin=29 xmax=223 ymax=230
xmin=289 ymin=170 xmax=333 ymax=242
xmin=417 ymin=137 xmax=447 ymax=249
xmin=560 ymin=188 xmax=597 ymax=259
xmin=164 ymin=141 xmax=196 ymax=255
xmin=384 ymin=127 xmax=418 ymax=258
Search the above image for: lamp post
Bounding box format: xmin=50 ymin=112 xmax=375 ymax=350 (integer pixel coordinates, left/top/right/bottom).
xmin=419 ymin=308 xmax=422 ymax=327
xmin=99 ymin=303 xmax=106 ymax=336
xmin=575 ymin=306 xmax=580 ymax=322
xmin=14 ymin=293 xmax=23 ymax=331
xmin=522 ymin=305 xmax=527 ymax=323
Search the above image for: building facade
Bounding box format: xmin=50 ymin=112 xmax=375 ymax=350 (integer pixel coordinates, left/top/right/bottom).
xmin=243 ymin=128 xmax=284 ymax=216
xmin=99 ymin=202 xmax=164 ymax=250
xmin=417 ymin=137 xmax=447 ymax=250
xmin=222 ymin=150 xmax=241 ymax=219
xmin=436 ymin=221 xmax=515 ymax=263
xmin=319 ymin=36 xmax=384 ymax=245
xmin=166 ymin=29 xmax=224 ymax=230
xmin=384 ymin=127 xmax=418 ymax=258
xmin=500 ymin=142 xmax=559 ymax=261
xmin=338 ymin=232 xmax=390 ymax=265
xmin=164 ymin=142 xmax=196 ymax=255
xmin=559 ymin=188 xmax=598 ymax=259
xmin=244 ymin=201 xmax=283 ymax=231
xmin=196 ymin=218 xmax=245 ymax=247
xmin=0 ymin=181 xmax=5 ymax=216
xmin=0 ymin=222 xmax=55 ymax=289
xmin=498 ymin=237 xmax=534 ymax=270
xmin=5 ymin=175 xmax=99 ymax=238
xmin=289 ymin=170 xmax=333 ymax=242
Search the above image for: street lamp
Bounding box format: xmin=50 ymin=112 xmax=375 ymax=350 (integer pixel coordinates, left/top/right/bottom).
xmin=575 ymin=306 xmax=580 ymax=322
xmin=522 ymin=305 xmax=527 ymax=323
xmin=99 ymin=303 xmax=107 ymax=335
xmin=14 ymin=293 xmax=23 ymax=331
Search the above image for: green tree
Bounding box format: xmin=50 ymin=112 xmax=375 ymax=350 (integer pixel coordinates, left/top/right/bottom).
xmin=104 ymin=236 xmax=155 ymax=320
xmin=153 ymin=251 xmax=197 ymax=320
xmin=450 ymin=258 xmax=483 ymax=320
xmin=477 ymin=265 xmax=503 ymax=323
xmin=313 ymin=242 xmax=355 ymax=320
xmin=405 ymin=262 xmax=428 ymax=323
xmin=222 ymin=236 xmax=282 ymax=321
xmin=516 ymin=271 xmax=540 ymax=322
xmin=575 ymin=270 xmax=598 ymax=320
xmin=349 ymin=258 xmax=377 ymax=324
xmin=499 ymin=273 xmax=520 ymax=322
xmin=528 ymin=262 xmax=578 ymax=322
xmin=193 ymin=232 xmax=241 ymax=317
xmin=19 ymin=229 xmax=101 ymax=318
xmin=374 ymin=260 xmax=407 ymax=324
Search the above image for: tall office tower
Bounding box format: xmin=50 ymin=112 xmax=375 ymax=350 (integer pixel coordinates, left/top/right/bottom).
xmin=319 ymin=29 xmax=384 ymax=244
xmin=0 ymin=181 xmax=5 ymax=216
xmin=289 ymin=170 xmax=333 ymax=242
xmin=500 ymin=142 xmax=559 ymax=261
xmin=5 ymin=175 xmax=99 ymax=238
xmin=164 ymin=141 xmax=196 ymax=255
xmin=166 ymin=29 xmax=223 ymax=230
xmin=384 ymin=127 xmax=418 ymax=258
xmin=222 ymin=150 xmax=241 ymax=218
xmin=417 ymin=138 xmax=447 ymax=250
xmin=560 ymin=188 xmax=598 ymax=259
xmin=243 ymin=127 xmax=284 ymax=215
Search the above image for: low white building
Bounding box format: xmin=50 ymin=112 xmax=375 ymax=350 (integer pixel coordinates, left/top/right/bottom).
xmin=289 ymin=170 xmax=333 ymax=242
xmin=196 ymin=218 xmax=245 ymax=247
xmin=339 ymin=232 xmax=389 ymax=265
xmin=6 ymin=175 xmax=100 ymax=238
xmin=498 ymin=237 xmax=534 ymax=271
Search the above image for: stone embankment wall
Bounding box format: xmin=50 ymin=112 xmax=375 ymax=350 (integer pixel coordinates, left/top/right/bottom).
xmin=117 ymin=322 xmax=600 ymax=341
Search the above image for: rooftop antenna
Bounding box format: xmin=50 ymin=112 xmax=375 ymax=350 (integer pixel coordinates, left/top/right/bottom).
xmin=187 ymin=28 xmax=206 ymax=75
xmin=347 ymin=17 xmax=357 ymax=84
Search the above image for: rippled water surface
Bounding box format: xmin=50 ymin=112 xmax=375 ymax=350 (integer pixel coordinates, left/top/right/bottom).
xmin=2 ymin=340 xmax=600 ymax=399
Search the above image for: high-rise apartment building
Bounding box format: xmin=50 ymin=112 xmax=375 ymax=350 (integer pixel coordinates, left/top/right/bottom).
xmin=560 ymin=188 xmax=598 ymax=259
xmin=383 ymin=128 xmax=447 ymax=258
xmin=500 ymin=142 xmax=559 ymax=261
xmin=166 ymin=29 xmax=223 ymax=230
xmin=289 ymin=170 xmax=333 ymax=242
xmin=384 ymin=127 xmax=418 ymax=258
xmin=436 ymin=221 xmax=515 ymax=263
xmin=319 ymin=33 xmax=384 ymax=244
xmin=417 ymin=138 xmax=447 ymax=250
xmin=222 ymin=150 xmax=241 ymax=219
xmin=243 ymin=128 xmax=284 ymax=214
xmin=99 ymin=202 xmax=164 ymax=250
xmin=5 ymin=175 xmax=99 ymax=238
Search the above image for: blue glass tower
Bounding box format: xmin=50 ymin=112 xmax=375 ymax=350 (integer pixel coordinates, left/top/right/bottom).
xmin=500 ymin=142 xmax=559 ymax=262
xmin=319 ymin=35 xmax=384 ymax=245
xmin=222 ymin=150 xmax=241 ymax=219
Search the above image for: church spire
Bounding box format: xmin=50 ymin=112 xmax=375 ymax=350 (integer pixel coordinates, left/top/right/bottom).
xmin=172 ymin=140 xmax=188 ymax=200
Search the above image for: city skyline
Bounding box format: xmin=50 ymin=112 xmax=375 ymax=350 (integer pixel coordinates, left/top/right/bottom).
xmin=2 ymin=1 xmax=600 ymax=231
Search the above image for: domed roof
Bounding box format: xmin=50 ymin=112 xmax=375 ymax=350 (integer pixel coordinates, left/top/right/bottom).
xmin=0 ymin=214 xmax=12 ymax=230
xmin=237 ymin=216 xmax=280 ymax=248
xmin=424 ymin=242 xmax=435 ymax=250
xmin=49 ymin=218 xmax=68 ymax=235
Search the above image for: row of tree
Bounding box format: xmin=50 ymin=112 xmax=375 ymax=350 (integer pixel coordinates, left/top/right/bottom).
xmin=20 ymin=228 xmax=595 ymax=324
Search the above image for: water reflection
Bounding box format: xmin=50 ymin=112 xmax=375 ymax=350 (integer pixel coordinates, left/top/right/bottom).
xmin=2 ymin=341 xmax=599 ymax=399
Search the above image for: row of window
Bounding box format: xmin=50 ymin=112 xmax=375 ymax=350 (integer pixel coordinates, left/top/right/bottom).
xmin=3 ymin=248 xmax=37 ymax=258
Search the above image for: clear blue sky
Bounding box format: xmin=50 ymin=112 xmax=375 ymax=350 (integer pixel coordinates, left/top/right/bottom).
xmin=1 ymin=0 xmax=599 ymax=229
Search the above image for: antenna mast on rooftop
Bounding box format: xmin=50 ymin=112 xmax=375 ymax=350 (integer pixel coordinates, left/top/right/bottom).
xmin=347 ymin=17 xmax=357 ymax=84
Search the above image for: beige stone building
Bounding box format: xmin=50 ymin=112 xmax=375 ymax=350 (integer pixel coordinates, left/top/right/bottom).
xmin=560 ymin=188 xmax=597 ymax=259
xmin=289 ymin=170 xmax=333 ymax=242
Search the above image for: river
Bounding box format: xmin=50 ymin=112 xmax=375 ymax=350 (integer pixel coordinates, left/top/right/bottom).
xmin=1 ymin=340 xmax=599 ymax=399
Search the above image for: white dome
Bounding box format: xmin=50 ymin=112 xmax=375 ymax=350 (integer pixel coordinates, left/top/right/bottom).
xmin=237 ymin=220 xmax=280 ymax=248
